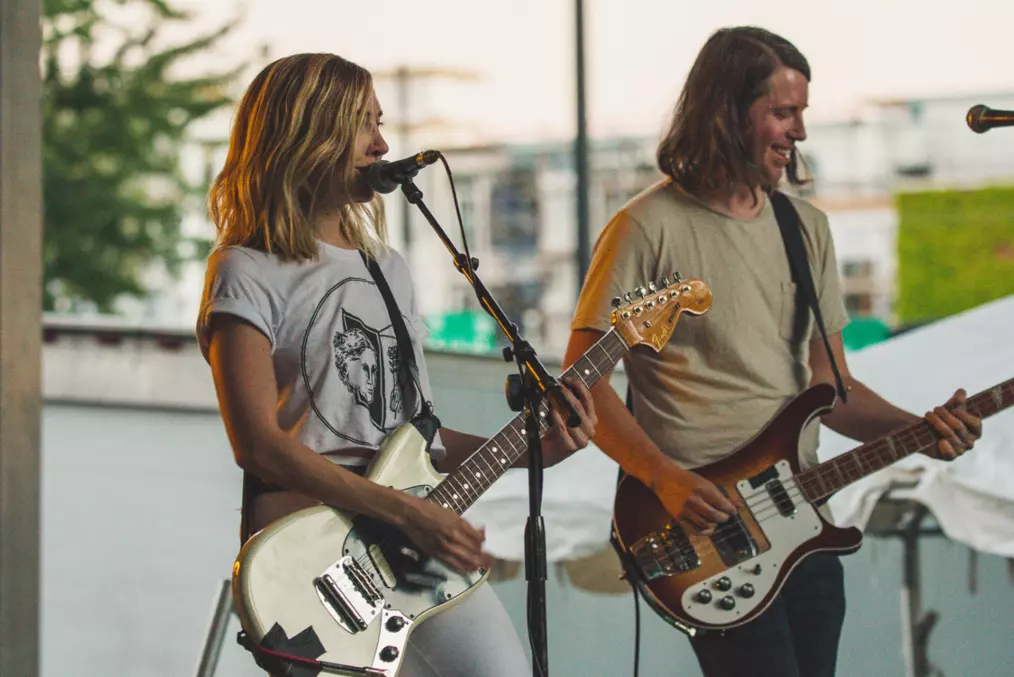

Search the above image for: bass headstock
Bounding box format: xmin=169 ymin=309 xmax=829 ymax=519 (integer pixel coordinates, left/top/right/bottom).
xmin=610 ymin=272 xmax=712 ymax=353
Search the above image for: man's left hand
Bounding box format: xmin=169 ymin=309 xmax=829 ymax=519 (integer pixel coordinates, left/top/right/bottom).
xmin=923 ymin=388 xmax=982 ymax=460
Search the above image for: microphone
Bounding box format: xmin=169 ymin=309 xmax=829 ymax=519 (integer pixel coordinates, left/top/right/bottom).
xmin=366 ymin=150 xmax=441 ymax=194
xmin=966 ymin=105 xmax=1014 ymax=133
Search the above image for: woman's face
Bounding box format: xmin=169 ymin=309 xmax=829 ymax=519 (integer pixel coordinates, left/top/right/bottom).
xmin=346 ymin=91 xmax=389 ymax=203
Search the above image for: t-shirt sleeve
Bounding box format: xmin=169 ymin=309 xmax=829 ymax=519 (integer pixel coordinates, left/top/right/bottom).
xmin=196 ymin=248 xmax=279 ymax=360
xmin=571 ymin=210 xmax=658 ymax=333
xmin=812 ymin=212 xmax=851 ymax=338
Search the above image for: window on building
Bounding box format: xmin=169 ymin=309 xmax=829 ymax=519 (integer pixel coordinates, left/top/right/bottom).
xmin=845 ymin=292 xmax=873 ymax=316
xmin=490 ymin=169 xmax=539 ymax=250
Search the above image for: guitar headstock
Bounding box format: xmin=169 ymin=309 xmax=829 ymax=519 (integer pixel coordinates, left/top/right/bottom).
xmin=610 ymin=272 xmax=712 ymax=353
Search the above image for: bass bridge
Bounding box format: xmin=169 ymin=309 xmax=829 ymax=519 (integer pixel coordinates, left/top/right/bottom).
xmin=629 ymin=523 xmax=700 ymax=580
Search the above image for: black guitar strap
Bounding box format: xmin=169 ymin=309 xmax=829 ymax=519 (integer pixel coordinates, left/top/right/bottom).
xmin=770 ymin=190 xmax=849 ymax=404
xmin=359 ymin=251 xmax=429 ymax=419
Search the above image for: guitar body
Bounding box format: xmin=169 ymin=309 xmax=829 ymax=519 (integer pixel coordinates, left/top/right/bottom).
xmin=233 ymin=423 xmax=486 ymax=676
xmin=613 ymin=383 xmax=863 ymax=634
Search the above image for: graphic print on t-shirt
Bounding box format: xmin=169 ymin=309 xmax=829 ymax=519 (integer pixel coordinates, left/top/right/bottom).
xmin=301 ymin=274 xmax=417 ymax=447
xmin=332 ymin=310 xmax=386 ymax=428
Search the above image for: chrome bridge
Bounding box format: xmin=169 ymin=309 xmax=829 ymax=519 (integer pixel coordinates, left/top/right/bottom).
xmin=630 ymin=523 xmax=700 ymax=580
xmin=314 ymin=556 xmax=385 ymax=634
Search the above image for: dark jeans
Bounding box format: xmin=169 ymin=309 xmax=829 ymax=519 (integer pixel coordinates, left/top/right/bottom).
xmin=688 ymin=552 xmax=846 ymax=677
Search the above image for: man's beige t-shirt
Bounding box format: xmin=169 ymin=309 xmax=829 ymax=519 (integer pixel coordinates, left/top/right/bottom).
xmin=572 ymin=181 xmax=850 ymax=471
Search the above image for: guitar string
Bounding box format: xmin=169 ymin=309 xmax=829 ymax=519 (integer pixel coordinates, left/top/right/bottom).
xmin=343 ymin=331 xmax=628 ymax=575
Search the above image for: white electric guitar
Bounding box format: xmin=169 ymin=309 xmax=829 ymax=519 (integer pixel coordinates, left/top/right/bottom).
xmin=232 ymin=275 xmax=712 ymax=676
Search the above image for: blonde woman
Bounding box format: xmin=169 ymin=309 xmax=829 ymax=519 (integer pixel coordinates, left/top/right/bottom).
xmin=198 ymin=53 xmax=596 ymax=676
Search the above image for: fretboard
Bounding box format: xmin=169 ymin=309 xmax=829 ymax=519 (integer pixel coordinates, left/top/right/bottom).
xmin=797 ymin=378 xmax=1014 ymax=503
xmin=427 ymin=329 xmax=629 ymax=515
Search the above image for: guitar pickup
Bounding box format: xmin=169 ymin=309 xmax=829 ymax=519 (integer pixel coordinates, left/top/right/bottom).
xmin=314 ymin=556 xmax=385 ymax=635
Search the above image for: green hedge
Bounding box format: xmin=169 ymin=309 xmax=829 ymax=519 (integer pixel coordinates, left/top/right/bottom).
xmin=896 ymin=186 xmax=1014 ymax=324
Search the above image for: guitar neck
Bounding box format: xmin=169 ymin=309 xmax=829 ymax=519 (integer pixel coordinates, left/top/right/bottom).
xmin=427 ymin=328 xmax=629 ymax=515
xmin=798 ymin=378 xmax=1014 ymax=503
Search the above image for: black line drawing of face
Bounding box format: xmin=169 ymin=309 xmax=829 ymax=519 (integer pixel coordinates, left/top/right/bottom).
xmin=333 ymin=328 xmax=379 ymax=408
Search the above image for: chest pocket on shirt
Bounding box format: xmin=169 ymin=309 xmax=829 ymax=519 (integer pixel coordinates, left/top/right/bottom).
xmin=779 ymin=281 xmax=812 ymax=344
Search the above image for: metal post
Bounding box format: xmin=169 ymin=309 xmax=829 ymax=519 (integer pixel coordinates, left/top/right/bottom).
xmin=899 ymin=505 xmax=931 ymax=677
xmin=0 ymin=1 xmax=44 ymax=676
xmin=192 ymin=580 xmax=235 ymax=677
xmin=396 ymin=66 xmax=413 ymax=254
xmin=574 ymin=0 xmax=591 ymax=292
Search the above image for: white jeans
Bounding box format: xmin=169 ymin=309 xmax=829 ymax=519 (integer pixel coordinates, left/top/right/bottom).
xmin=400 ymin=583 xmax=531 ymax=677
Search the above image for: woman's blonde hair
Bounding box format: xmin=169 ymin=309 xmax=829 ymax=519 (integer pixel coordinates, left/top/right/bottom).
xmin=209 ymin=53 xmax=387 ymax=260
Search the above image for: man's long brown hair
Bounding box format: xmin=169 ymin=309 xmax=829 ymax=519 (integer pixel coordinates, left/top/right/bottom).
xmin=657 ymin=27 xmax=811 ymax=198
xmin=209 ymin=53 xmax=387 ymax=261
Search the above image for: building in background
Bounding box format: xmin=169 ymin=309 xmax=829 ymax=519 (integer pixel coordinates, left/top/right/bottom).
xmin=130 ymin=92 xmax=1014 ymax=357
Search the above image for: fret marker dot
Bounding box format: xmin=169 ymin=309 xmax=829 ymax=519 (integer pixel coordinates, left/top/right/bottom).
xmin=463 ymin=483 xmax=470 ymax=489
xmin=491 ymin=447 xmax=498 ymax=453
xmin=584 ymin=369 xmax=590 ymax=375
xmin=452 ymin=494 xmax=459 ymax=500
xmin=474 ymin=472 xmax=482 ymax=478
xmin=442 ymin=503 xmax=449 ymax=509
xmin=501 ymin=458 xmax=508 ymax=464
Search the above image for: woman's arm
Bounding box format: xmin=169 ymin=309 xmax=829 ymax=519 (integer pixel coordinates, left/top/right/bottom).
xmin=208 ymin=314 xmax=491 ymax=572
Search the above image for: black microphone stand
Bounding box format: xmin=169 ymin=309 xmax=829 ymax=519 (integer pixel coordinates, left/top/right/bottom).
xmin=400 ymin=177 xmax=578 ymax=677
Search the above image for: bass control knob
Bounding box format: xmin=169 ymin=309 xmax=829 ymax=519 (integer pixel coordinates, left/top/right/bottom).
xmin=379 ymin=646 xmax=400 ymax=662
xmin=720 ymin=596 xmax=736 ymax=611
xmin=713 ymin=576 xmax=732 ymax=591
xmin=695 ymin=589 xmax=713 ymax=604
xmin=738 ymin=583 xmax=755 ymax=598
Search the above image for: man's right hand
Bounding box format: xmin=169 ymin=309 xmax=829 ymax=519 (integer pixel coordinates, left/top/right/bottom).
xmin=397 ymin=494 xmax=494 ymax=574
xmin=649 ymin=461 xmax=739 ymax=535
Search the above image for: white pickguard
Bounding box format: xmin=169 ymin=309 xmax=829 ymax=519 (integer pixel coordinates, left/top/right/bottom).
xmin=233 ymin=423 xmax=487 ymax=676
xmin=680 ymin=460 xmax=822 ymax=626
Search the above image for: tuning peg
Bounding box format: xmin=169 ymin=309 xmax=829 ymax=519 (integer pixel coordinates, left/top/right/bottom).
xmin=673 ymin=271 xmax=683 ymax=283
xmin=623 ymin=292 xmax=633 ymax=302
xmin=661 ymin=275 xmax=671 ymax=287
xmin=636 ymin=287 xmax=647 ymax=298
xmin=611 ymin=296 xmax=623 ymax=308
xmin=647 ymin=281 xmax=657 ymax=292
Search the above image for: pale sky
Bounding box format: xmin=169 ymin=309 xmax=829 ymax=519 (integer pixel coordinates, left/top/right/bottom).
xmin=170 ymin=0 xmax=1014 ymax=149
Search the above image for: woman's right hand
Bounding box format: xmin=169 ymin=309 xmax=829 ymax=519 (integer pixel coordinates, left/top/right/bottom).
xmin=650 ymin=461 xmax=739 ymax=535
xmin=398 ymin=494 xmax=494 ymax=573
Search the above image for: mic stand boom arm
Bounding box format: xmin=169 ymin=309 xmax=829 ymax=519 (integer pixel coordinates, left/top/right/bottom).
xmin=399 ymin=179 xmax=580 ymax=427
xmin=401 ymin=177 xmax=572 ymax=677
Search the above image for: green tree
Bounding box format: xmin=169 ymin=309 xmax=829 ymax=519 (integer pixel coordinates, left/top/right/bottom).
xmin=42 ymin=0 xmax=241 ymax=312
xmin=896 ymin=186 xmax=1014 ymax=325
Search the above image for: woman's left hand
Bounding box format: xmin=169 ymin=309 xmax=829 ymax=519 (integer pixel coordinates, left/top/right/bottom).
xmin=923 ymin=388 xmax=982 ymax=460
xmin=536 ymin=376 xmax=598 ymax=468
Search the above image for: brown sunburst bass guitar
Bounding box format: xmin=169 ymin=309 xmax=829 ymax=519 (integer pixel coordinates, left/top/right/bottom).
xmin=613 ymin=378 xmax=1014 ymax=635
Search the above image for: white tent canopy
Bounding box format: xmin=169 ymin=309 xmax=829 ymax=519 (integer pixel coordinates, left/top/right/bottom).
xmin=468 ymin=294 xmax=1014 ymax=562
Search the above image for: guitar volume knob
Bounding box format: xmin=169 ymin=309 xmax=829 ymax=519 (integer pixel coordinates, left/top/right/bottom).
xmin=379 ymin=646 xmax=400 ymax=662
xmin=738 ymin=583 xmax=755 ymax=598
xmin=720 ymin=596 xmax=736 ymax=610
xmin=386 ymin=615 xmax=407 ymax=632
xmin=713 ymin=576 xmax=732 ymax=591
xmin=695 ymin=589 xmax=713 ymax=604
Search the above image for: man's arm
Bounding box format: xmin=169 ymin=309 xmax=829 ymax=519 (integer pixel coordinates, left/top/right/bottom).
xmin=809 ymin=333 xmax=980 ymax=458
xmin=563 ymin=329 xmax=736 ymax=533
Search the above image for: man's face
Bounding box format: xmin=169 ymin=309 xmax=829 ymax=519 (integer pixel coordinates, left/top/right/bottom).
xmin=748 ymin=66 xmax=809 ymax=187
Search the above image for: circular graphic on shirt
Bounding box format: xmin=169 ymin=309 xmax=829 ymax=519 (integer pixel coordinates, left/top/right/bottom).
xmin=300 ymin=275 xmax=419 ymax=446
